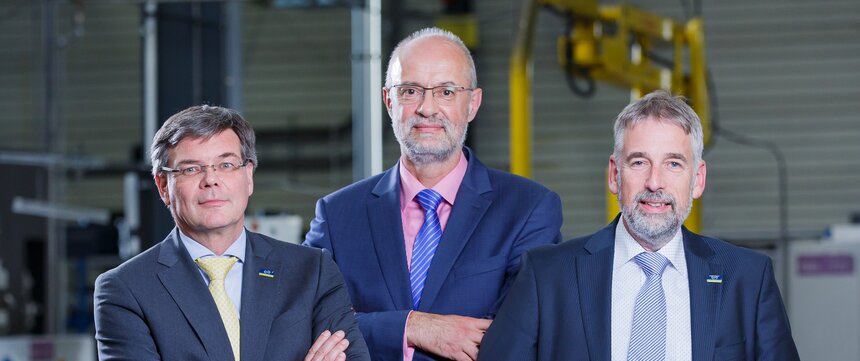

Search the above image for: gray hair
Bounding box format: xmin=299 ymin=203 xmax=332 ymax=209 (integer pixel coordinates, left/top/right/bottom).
xmin=150 ymin=105 xmax=258 ymax=176
xmin=613 ymin=90 xmax=704 ymax=166
xmin=384 ymin=27 xmax=477 ymax=89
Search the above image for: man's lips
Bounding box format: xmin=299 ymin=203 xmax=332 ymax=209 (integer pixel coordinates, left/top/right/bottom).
xmin=639 ymin=200 xmax=672 ymax=212
xmin=413 ymin=123 xmax=444 ymax=132
xmin=199 ymin=199 xmax=227 ymax=206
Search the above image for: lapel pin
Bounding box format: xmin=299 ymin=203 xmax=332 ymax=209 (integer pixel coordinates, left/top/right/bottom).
xmin=706 ymin=274 xmax=722 ymax=283
xmin=258 ymin=268 xmax=275 ymax=278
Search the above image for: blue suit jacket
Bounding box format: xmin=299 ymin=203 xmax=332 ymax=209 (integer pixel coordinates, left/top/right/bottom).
xmin=304 ymin=148 xmax=563 ymax=360
xmin=479 ymin=217 xmax=799 ymax=361
xmin=94 ymin=229 xmax=370 ymax=361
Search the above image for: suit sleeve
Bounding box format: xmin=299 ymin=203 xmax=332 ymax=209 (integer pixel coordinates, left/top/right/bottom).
xmin=491 ymin=190 xmax=562 ymax=316
xmin=304 ymin=198 xmax=335 ymax=252
xmin=312 ymin=250 xmax=372 ymax=361
xmin=479 ymin=253 xmax=539 ymax=361
xmin=93 ymin=271 xmax=161 ymax=361
xmin=755 ymin=258 xmax=800 ymax=361
xmin=304 ymin=197 xmax=410 ymax=360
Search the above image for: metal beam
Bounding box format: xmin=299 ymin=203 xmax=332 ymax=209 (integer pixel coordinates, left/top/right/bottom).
xmin=351 ymin=0 xmax=383 ymax=181
xmin=11 ymin=197 xmax=111 ymax=226
xmin=41 ymin=0 xmax=67 ymax=334
xmin=224 ymin=1 xmax=243 ymax=113
xmin=509 ymin=0 xmax=540 ymax=178
xmin=142 ymin=0 xmax=158 ymax=163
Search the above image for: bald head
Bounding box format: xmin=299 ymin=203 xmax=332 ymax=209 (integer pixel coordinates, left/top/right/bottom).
xmin=385 ymin=27 xmax=477 ymax=89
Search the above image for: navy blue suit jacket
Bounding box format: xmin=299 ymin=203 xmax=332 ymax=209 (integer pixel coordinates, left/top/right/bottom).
xmin=94 ymin=229 xmax=370 ymax=361
xmin=480 ymin=217 xmax=799 ymax=361
xmin=304 ymin=148 xmax=563 ymax=360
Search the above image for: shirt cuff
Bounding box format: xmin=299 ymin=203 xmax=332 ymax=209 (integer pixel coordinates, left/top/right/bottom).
xmin=403 ymin=310 xmax=414 ymax=361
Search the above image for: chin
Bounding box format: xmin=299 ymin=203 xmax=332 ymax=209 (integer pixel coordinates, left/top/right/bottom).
xmin=198 ymin=215 xmax=237 ymax=230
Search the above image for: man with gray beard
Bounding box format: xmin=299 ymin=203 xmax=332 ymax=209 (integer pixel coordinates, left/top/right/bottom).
xmin=479 ymin=90 xmax=799 ymax=361
xmin=303 ymin=28 xmax=563 ymax=361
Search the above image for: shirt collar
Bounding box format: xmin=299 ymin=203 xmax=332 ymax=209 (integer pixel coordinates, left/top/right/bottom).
xmin=613 ymin=218 xmax=685 ymax=274
xmin=179 ymin=228 xmax=247 ymax=263
xmin=399 ymin=150 xmax=468 ymax=210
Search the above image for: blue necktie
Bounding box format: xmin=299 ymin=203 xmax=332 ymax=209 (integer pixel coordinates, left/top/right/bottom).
xmin=628 ymin=251 xmax=671 ymax=361
xmin=409 ymin=189 xmax=444 ymax=309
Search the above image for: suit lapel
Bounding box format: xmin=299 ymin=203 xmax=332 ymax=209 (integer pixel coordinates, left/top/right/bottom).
xmin=418 ymin=160 xmax=492 ymax=311
xmin=577 ymin=222 xmax=616 ymax=361
xmin=368 ymin=166 xmax=413 ymax=309
xmin=157 ymin=229 xmax=235 ymax=361
xmin=240 ymin=232 xmax=281 ymax=361
xmin=683 ymin=228 xmax=722 ymax=361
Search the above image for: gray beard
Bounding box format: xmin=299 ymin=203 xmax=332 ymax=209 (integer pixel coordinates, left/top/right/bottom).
xmin=620 ymin=188 xmax=692 ymax=250
xmin=393 ymin=115 xmax=467 ymax=166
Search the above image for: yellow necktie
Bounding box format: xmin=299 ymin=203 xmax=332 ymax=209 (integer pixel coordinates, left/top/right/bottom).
xmin=196 ymin=256 xmax=241 ymax=361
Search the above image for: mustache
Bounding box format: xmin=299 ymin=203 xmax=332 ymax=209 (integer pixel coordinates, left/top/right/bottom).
xmin=633 ymin=190 xmax=675 ymax=205
xmin=406 ymin=115 xmax=452 ymax=130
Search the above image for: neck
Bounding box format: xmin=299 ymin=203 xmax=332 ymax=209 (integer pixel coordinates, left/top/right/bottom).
xmin=635 ymin=239 xmax=664 ymax=252
xmin=401 ymin=149 xmax=461 ymax=188
xmin=181 ymin=224 xmax=243 ymax=256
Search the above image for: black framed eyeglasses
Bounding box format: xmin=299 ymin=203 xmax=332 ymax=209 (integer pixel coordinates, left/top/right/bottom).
xmin=389 ymin=84 xmax=474 ymax=105
xmin=161 ymin=160 xmax=250 ymax=177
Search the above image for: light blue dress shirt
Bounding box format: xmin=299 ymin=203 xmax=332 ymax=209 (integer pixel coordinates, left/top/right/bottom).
xmin=180 ymin=229 xmax=247 ymax=318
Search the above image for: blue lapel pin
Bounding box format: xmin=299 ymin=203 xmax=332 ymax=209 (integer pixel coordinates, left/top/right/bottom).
xmin=706 ymin=274 xmax=722 ymax=283
xmin=258 ymin=268 xmax=275 ymax=278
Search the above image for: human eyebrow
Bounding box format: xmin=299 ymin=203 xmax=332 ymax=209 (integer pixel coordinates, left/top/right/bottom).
xmin=173 ymin=159 xmax=202 ymax=166
xmin=172 ymin=152 xmax=240 ymax=166
xmin=434 ymin=81 xmax=458 ymax=87
xmin=395 ymin=81 xmax=459 ymax=88
xmin=665 ymin=153 xmax=688 ymax=162
xmin=217 ymin=152 xmax=242 ymax=160
xmin=625 ymin=152 xmax=648 ymax=162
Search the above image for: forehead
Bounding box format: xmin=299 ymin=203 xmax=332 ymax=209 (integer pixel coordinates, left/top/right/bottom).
xmin=169 ymin=129 xmax=242 ymax=162
xmin=622 ymin=117 xmax=692 ymax=156
xmin=392 ymin=37 xmax=470 ymax=85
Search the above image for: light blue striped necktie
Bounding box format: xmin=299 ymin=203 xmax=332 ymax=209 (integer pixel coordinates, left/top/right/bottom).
xmin=628 ymin=251 xmax=671 ymax=361
xmin=409 ymin=188 xmax=444 ymax=310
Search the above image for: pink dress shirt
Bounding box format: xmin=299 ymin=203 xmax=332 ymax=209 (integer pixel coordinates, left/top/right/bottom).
xmin=398 ymin=151 xmax=468 ymax=360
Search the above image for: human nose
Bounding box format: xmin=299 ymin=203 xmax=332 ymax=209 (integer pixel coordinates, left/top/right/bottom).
xmin=645 ymin=165 xmax=664 ymax=191
xmin=201 ymin=165 xmax=221 ymax=186
xmin=415 ymin=89 xmax=439 ymax=117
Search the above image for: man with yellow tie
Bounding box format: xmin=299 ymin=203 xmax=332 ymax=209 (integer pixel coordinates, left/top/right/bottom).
xmin=94 ymin=105 xmax=370 ymax=361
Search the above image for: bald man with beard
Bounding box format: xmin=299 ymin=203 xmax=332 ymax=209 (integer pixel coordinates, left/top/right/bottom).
xmin=304 ymin=28 xmax=562 ymax=361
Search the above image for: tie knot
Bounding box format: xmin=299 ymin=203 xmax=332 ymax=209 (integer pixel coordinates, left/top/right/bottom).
xmin=196 ymin=256 xmax=238 ymax=282
xmin=416 ymin=189 xmax=443 ymax=213
xmin=633 ymin=252 xmax=670 ymax=276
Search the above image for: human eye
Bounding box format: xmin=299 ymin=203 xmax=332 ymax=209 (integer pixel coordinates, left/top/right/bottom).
xmin=181 ymin=165 xmax=202 ymax=176
xmin=628 ymin=159 xmax=648 ymax=170
xmin=399 ymin=86 xmax=420 ymax=97
xmin=666 ymin=161 xmax=685 ymax=171
xmin=436 ymin=86 xmax=458 ymax=99
xmin=219 ymin=161 xmax=237 ymax=170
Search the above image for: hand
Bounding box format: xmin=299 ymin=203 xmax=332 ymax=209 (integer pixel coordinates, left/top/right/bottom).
xmin=406 ymin=312 xmax=492 ymax=361
xmin=304 ymin=330 xmax=349 ymax=361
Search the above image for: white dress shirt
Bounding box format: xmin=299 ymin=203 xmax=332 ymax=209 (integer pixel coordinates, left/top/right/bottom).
xmin=180 ymin=229 xmax=247 ymax=317
xmin=610 ymin=221 xmax=691 ymax=361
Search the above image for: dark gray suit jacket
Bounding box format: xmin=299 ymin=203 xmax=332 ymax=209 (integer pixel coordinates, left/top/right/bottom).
xmin=94 ymin=228 xmax=370 ymax=361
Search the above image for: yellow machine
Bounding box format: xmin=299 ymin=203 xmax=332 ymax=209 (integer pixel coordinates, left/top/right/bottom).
xmin=510 ymin=0 xmax=711 ymax=232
